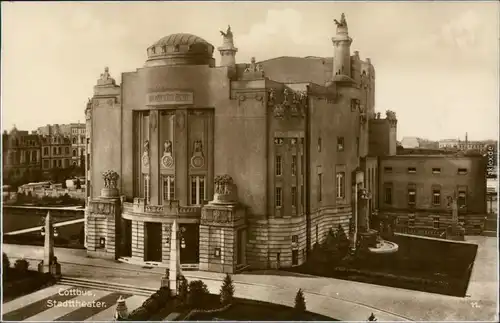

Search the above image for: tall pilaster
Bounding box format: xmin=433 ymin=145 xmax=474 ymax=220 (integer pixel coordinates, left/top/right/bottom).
xmin=175 ymin=109 xmax=188 ymax=205
xmin=150 ymin=110 xmax=160 ymax=204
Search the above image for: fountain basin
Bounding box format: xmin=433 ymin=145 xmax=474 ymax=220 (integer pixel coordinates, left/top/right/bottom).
xmin=368 ymin=239 xmax=399 ymax=254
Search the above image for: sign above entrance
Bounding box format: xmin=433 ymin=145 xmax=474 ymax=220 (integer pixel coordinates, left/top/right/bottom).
xmin=146 ymin=91 xmax=194 ymax=106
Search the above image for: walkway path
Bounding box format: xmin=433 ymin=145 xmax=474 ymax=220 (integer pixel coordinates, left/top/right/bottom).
xmin=3 ymin=236 xmax=498 ymax=321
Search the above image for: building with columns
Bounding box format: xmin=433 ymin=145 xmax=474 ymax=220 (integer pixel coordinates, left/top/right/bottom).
xmin=85 ymin=15 xmax=397 ymax=272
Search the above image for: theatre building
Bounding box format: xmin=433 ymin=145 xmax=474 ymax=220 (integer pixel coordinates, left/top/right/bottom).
xmin=85 ymin=14 xmax=392 ymax=272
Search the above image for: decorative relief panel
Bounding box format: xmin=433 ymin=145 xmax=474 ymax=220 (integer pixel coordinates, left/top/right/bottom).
xmin=89 ymin=200 xmax=115 ymax=217
xmin=191 ymin=140 xmax=205 ymax=168
xmin=201 ymin=208 xmax=242 ymax=225
xmin=161 ymin=140 xmax=174 ymax=169
xmin=267 ymin=88 xmax=308 ymax=119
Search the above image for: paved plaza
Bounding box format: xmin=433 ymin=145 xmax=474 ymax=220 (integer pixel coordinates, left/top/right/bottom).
xmin=3 ymin=284 xmax=147 ymax=321
xmin=3 ymin=236 xmax=498 ymax=321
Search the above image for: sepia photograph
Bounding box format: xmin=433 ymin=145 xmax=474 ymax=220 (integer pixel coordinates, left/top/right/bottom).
xmin=1 ymin=1 xmax=499 ymax=321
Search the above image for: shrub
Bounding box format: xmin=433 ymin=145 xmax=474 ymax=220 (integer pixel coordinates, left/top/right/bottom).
xmin=14 ymin=258 xmax=29 ymax=272
xmin=3 ymin=253 xmax=10 ymax=271
xmin=178 ymin=275 xmax=189 ymax=305
xmin=294 ymin=288 xmax=306 ymax=313
xmin=188 ymin=280 xmax=209 ymax=309
xmin=220 ymin=273 xmax=235 ymax=305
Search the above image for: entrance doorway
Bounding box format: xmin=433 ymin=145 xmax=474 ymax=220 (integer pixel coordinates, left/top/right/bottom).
xmin=145 ymin=222 xmax=162 ymax=262
xmin=122 ymin=219 xmax=132 ymax=257
xmin=180 ymin=224 xmax=199 ymax=264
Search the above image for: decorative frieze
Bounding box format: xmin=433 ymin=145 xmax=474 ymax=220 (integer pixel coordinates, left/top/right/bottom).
xmin=130 ymin=198 xmax=200 ymax=216
xmin=267 ymin=88 xmax=308 ymax=119
xmin=88 ymin=200 xmax=115 ymax=217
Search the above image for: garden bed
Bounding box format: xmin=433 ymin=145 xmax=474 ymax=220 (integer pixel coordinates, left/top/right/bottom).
xmin=121 ymin=275 xmax=337 ymax=321
xmin=186 ymin=294 xmax=337 ymax=321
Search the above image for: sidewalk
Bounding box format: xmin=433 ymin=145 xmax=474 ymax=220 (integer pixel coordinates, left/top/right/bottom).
xmin=3 ymin=239 xmax=498 ymax=322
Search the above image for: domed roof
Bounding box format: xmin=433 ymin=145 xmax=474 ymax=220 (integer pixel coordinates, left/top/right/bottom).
xmin=152 ymin=33 xmax=210 ymax=47
xmin=145 ymin=33 xmax=215 ymax=67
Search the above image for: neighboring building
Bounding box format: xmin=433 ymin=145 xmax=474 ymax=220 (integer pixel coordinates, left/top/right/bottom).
xmin=70 ymin=123 xmax=86 ymax=167
xmin=2 ymin=126 xmax=42 ymax=184
xmin=438 ymin=135 xmax=496 ymax=154
xmin=379 ymin=154 xmax=487 ymax=236
xmin=40 ymin=134 xmax=72 ymax=173
xmin=85 ymin=15 xmax=393 ymax=272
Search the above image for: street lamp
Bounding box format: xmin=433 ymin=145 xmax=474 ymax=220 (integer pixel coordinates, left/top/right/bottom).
xmin=40 ymin=227 xmax=58 ymax=237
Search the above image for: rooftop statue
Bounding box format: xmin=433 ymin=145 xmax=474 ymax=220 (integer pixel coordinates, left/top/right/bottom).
xmin=220 ymin=25 xmax=233 ymax=39
xmin=334 ymin=13 xmax=347 ymax=27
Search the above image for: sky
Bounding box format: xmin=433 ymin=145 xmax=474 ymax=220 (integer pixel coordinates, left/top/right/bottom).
xmin=1 ymin=1 xmax=499 ymax=141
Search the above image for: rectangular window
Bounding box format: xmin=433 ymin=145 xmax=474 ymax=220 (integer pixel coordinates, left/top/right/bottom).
xmin=292 ymin=235 xmax=298 ymax=243
xmin=458 ymin=168 xmax=468 ymax=175
xmin=275 ymin=155 xmax=282 ymax=176
xmin=58 ymin=159 xmax=62 ymax=168
xmin=350 ymin=99 xmax=359 ymax=111
xmin=433 ymin=216 xmax=440 ymax=229
xmin=408 ymin=167 xmax=417 ymax=174
xmin=408 ymin=186 xmax=416 ymax=205
xmin=408 ymin=214 xmax=415 ymax=228
xmin=144 ymin=175 xmax=150 ymax=203
xmin=337 ymin=137 xmax=345 ymax=152
xmin=432 ymin=168 xmax=441 ymax=174
xmin=356 ymin=137 xmax=360 ymax=156
xmin=162 ymin=175 xmax=175 ymax=202
xmin=291 ymin=186 xmax=297 ymax=208
xmin=318 ymin=137 xmax=322 ymax=152
xmin=53 ymin=147 xmax=57 ymax=155
xmin=301 ymin=184 xmax=304 ymax=206
xmin=384 ymin=184 xmax=392 ymax=204
xmin=384 ymin=167 xmax=393 ymax=173
xmin=318 ymin=173 xmax=322 ymax=202
xmin=275 ymin=187 xmax=282 ymax=208
xmin=65 ymin=147 xmax=69 ymax=154
xmin=44 ymin=147 xmax=49 ymax=155
xmin=458 ymin=190 xmax=467 ymax=207
xmin=43 ymin=160 xmax=49 ymax=169
xmin=53 ymin=160 xmax=57 ymax=168
xmin=291 ymin=155 xmax=297 ymax=176
xmin=432 ymin=188 xmax=441 ymax=205
xmin=336 ymin=172 xmax=345 ymax=199
xmin=190 ymin=176 xmax=205 ymax=205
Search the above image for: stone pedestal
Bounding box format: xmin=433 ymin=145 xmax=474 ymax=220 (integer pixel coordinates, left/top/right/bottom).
xmin=200 ymin=202 xmax=246 ymax=273
xmin=86 ymin=197 xmax=122 ymax=260
xmin=101 ymin=188 xmax=119 ymax=198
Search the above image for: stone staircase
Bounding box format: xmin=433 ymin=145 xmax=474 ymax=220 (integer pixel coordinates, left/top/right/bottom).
xmin=483 ymin=213 xmax=498 ymax=237
xmin=59 ymin=277 xmax=157 ymax=297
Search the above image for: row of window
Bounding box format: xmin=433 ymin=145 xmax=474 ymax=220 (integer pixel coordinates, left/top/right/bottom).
xmin=404 ymin=214 xmax=463 ymax=230
xmin=42 ymin=147 xmax=72 ymax=156
xmin=384 ymin=166 xmax=468 ymax=175
xmin=275 ymin=155 xmax=304 ymax=176
xmin=274 ymin=171 xmax=346 ymax=209
xmin=143 ymin=175 xmax=206 ymax=206
xmin=384 ymin=184 xmax=467 ymax=207
xmin=72 ymin=137 xmax=86 ymax=144
xmin=42 ymin=159 xmax=75 ymax=169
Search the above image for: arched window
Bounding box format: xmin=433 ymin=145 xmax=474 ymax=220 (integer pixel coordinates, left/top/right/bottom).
xmin=73 ymin=149 xmax=77 ymax=157
xmin=73 ymin=138 xmax=77 ymax=144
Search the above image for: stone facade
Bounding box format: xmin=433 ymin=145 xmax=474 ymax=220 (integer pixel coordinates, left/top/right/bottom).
xmin=85 ymin=15 xmax=396 ymax=272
